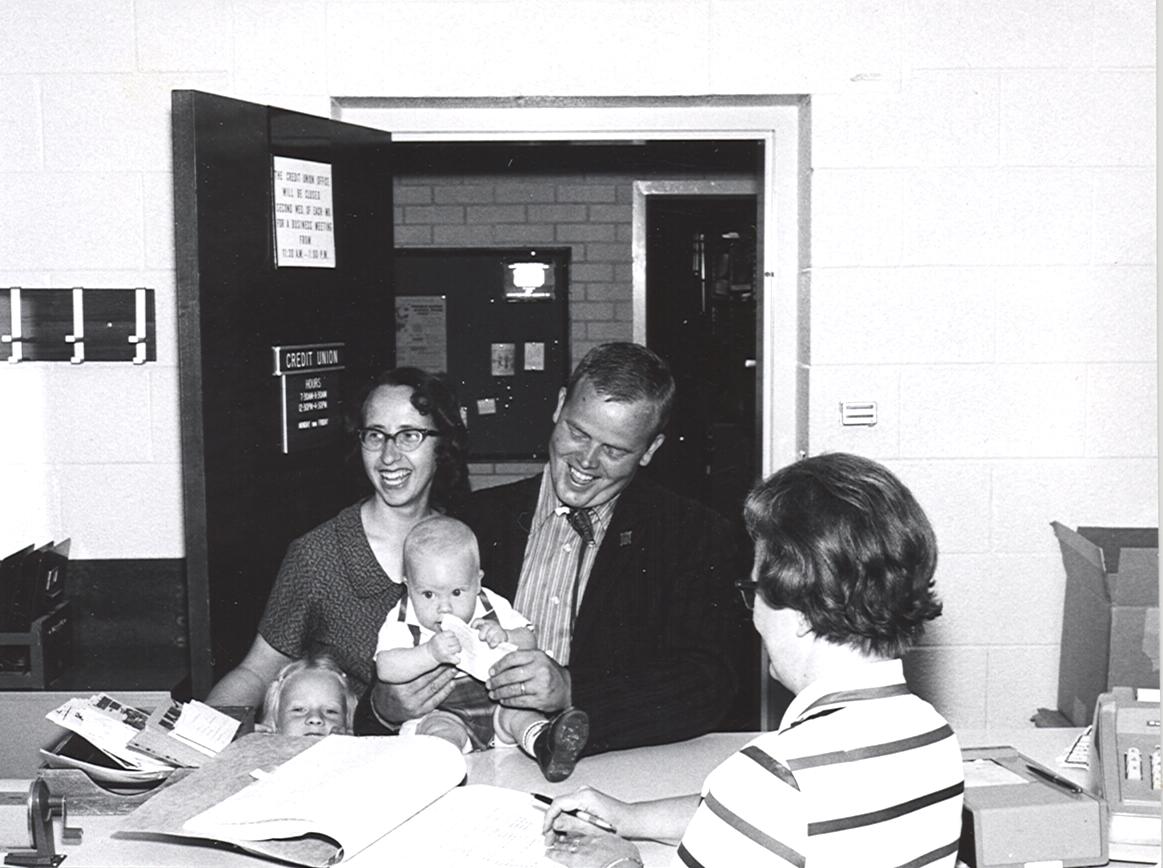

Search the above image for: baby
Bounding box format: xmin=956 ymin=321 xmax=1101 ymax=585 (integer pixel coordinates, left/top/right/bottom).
xmin=258 ymin=654 xmax=357 ymax=737
xmin=375 ymin=515 xmax=588 ymax=782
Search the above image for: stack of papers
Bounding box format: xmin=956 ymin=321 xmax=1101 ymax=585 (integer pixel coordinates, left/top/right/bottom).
xmin=44 ymin=693 xmax=240 ymax=781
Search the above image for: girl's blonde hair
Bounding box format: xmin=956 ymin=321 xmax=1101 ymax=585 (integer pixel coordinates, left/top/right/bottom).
xmin=259 ymin=653 xmax=358 ymax=733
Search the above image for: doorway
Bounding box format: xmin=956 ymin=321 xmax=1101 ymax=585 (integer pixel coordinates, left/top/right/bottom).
xmin=641 ymin=191 xmax=764 ymax=731
xmin=639 ymin=191 xmax=758 ymax=522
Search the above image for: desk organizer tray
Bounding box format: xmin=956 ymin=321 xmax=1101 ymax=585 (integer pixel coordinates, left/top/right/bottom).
xmin=38 ymin=732 xmax=188 ymax=814
xmin=35 ymin=767 xmax=192 ymax=816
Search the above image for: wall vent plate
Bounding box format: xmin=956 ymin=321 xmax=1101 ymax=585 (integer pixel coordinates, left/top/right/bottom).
xmin=840 ymin=401 xmax=878 ymax=426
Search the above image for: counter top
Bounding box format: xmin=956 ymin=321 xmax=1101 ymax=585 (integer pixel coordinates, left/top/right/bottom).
xmin=1 ymin=727 xmax=1153 ymax=868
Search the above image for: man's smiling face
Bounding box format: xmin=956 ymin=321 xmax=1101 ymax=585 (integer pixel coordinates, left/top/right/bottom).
xmin=547 ymin=378 xmax=665 ymax=510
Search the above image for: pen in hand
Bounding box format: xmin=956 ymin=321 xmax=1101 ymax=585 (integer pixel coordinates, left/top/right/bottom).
xmin=532 ymin=792 xmax=617 ymax=834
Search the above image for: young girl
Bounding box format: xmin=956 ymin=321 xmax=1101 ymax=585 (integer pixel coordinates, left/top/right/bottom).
xmin=258 ymin=654 xmax=358 ymax=737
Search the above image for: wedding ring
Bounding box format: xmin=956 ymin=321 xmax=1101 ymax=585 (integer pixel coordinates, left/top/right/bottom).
xmin=520 ymin=682 xmax=526 ymax=695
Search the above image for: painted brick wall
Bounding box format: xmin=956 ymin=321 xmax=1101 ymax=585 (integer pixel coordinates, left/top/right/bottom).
xmin=395 ymin=172 xmax=640 ymax=358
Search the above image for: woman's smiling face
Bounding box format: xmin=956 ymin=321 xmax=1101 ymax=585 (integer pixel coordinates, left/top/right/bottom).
xmin=360 ymin=385 xmax=438 ymax=512
xmin=547 ymin=378 xmax=665 ymax=510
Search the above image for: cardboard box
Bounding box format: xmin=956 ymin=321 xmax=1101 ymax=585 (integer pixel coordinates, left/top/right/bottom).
xmin=1052 ymin=522 xmax=1159 ymax=726
xmin=960 ymin=745 xmax=1107 ymax=868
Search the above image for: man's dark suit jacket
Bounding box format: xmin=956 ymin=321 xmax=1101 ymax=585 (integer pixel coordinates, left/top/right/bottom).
xmin=461 ymin=472 xmax=744 ymax=756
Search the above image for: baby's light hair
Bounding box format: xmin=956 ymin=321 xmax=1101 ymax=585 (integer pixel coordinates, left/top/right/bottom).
xmin=259 ymin=654 xmax=358 ymax=733
xmin=403 ymin=515 xmax=481 ymax=578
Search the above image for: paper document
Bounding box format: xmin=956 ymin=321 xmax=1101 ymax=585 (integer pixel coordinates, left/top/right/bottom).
xmin=439 ymin=614 xmax=517 ymax=681
xmin=160 ymin=699 xmax=240 ymax=755
xmin=349 ymin=785 xmax=557 ymax=867
xmin=128 ymin=700 xmax=241 ymax=767
xmin=963 ymin=758 xmax=1029 ymax=788
xmin=183 ymin=735 xmax=465 ymax=864
xmin=1061 ymin=725 xmax=1092 ymax=769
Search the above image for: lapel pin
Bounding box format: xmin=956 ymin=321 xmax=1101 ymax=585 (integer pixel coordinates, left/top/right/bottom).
xmin=620 ymin=531 xmax=632 ymax=547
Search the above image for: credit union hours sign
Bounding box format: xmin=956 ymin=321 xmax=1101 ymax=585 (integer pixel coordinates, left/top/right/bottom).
xmin=271 ymin=343 xmax=345 ymax=454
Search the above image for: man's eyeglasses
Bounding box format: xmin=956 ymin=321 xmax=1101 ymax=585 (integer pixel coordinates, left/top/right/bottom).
xmin=356 ymin=427 xmax=442 ymax=453
xmin=734 ymin=578 xmax=759 ymax=611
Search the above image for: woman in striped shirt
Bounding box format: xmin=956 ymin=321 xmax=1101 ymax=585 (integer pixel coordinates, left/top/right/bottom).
xmin=543 ymin=452 xmax=964 ymax=868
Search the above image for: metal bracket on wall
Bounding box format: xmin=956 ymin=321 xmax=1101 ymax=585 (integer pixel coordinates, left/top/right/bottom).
xmin=127 ymin=287 xmax=150 ymax=365
xmin=63 ymin=288 xmax=84 ymax=364
xmin=0 ymin=288 xmax=155 ymax=364
xmin=1 ymin=287 xmax=24 ymax=363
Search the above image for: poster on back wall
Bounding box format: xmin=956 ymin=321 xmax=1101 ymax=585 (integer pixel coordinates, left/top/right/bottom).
xmin=395 ymin=295 xmax=449 ymax=373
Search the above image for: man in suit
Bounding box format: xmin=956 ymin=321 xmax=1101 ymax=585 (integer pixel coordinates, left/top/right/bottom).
xmin=358 ymin=343 xmax=743 ymax=754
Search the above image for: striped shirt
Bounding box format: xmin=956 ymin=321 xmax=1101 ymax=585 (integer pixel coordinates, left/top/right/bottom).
xmin=511 ymin=468 xmax=617 ymax=665
xmin=677 ymin=659 xmax=963 ymax=868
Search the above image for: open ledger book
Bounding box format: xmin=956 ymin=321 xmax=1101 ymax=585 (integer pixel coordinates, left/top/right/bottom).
xmin=118 ymin=733 xmax=556 ymax=867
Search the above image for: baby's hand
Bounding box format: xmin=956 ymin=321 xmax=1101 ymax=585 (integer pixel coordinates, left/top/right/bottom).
xmin=429 ymin=629 xmax=462 ymax=664
xmin=474 ymin=620 xmax=508 ymax=649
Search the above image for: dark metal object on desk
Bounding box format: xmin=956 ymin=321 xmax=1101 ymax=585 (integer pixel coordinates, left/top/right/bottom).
xmin=4 ymin=779 xmax=82 ymax=867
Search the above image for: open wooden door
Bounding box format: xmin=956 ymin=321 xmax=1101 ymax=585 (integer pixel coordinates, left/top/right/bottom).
xmin=172 ymin=91 xmax=395 ymax=698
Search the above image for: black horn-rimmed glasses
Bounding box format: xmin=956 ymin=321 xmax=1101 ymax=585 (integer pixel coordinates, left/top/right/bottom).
xmin=356 ymin=427 xmax=442 ymax=453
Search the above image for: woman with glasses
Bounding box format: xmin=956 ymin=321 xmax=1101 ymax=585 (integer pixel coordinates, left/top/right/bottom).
xmin=206 ymin=368 xmax=470 ymax=713
xmin=540 ymin=453 xmax=963 ymax=868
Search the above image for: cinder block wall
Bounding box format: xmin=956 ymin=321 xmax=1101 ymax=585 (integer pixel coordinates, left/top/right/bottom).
xmin=0 ymin=0 xmax=1155 ymax=730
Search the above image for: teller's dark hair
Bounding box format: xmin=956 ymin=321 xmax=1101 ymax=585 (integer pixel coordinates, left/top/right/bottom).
xmin=355 ymin=367 xmax=470 ymax=514
xmin=565 ymin=342 xmax=676 ymax=436
xmin=744 ymin=452 xmax=942 ymax=658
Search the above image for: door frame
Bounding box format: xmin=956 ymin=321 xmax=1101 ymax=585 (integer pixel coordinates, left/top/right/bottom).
xmin=333 ymin=96 xmax=808 ymax=729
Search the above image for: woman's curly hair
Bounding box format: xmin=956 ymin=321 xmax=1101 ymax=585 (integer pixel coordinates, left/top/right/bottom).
xmin=744 ymin=452 xmax=942 ymax=658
